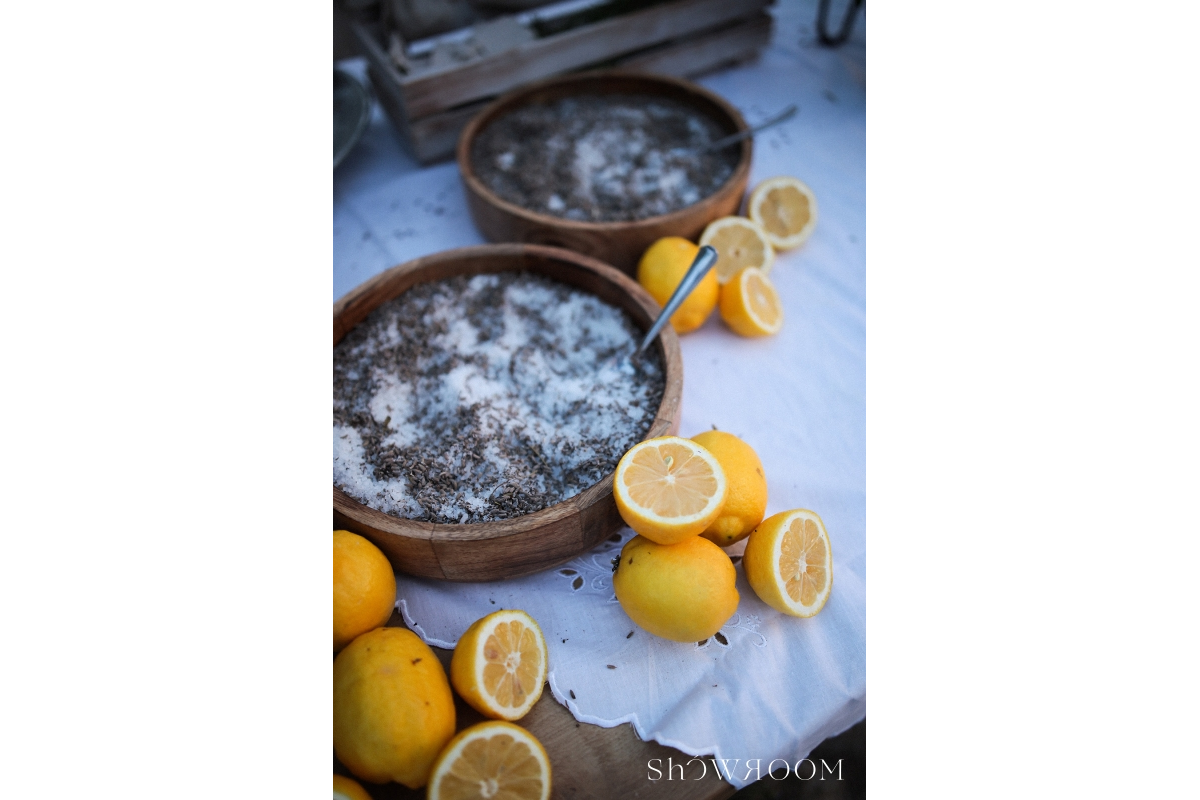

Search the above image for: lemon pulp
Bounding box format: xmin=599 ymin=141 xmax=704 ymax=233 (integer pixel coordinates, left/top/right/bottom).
xmin=482 ymin=619 xmax=541 ymax=710
xmin=781 ymin=516 xmax=829 ymax=606
xmin=745 ymin=271 xmax=782 ymax=327
xmin=759 ymin=185 xmax=811 ymax=238
xmin=622 ymin=441 xmax=719 ymax=517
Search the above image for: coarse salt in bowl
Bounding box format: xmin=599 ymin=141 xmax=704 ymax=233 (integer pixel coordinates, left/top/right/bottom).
xmin=333 ymin=244 xmax=683 ymax=583
xmin=457 ymin=71 xmax=752 ymax=276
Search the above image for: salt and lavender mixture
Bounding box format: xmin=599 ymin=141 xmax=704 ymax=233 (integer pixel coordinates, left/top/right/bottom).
xmin=333 ymin=273 xmax=665 ymax=524
xmin=471 ymin=94 xmax=739 ymax=223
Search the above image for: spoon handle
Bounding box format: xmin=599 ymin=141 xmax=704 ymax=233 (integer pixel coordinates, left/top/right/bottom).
xmin=700 ymin=104 xmax=798 ymax=153
xmin=637 ymin=245 xmax=719 ymax=354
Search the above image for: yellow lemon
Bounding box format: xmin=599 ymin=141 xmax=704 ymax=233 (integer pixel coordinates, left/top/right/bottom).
xmin=427 ymin=721 xmax=552 ymax=800
xmin=690 ymin=430 xmax=768 ymax=547
xmin=636 ymin=236 xmax=718 ymax=334
xmin=613 ymin=436 xmax=727 ymax=545
xmin=332 ymin=627 xmax=456 ymax=788
xmin=719 ymin=267 xmax=783 ymax=337
xmin=334 ymin=530 xmax=397 ymax=652
xmin=698 ymin=215 xmax=775 ymax=282
xmin=333 ymin=774 xmax=373 ymax=800
xmin=451 ymin=609 xmax=548 ymax=721
xmin=613 ymin=535 xmax=739 ymax=642
xmin=742 ymin=509 xmax=833 ymax=618
xmin=748 ymin=176 xmax=818 ymax=250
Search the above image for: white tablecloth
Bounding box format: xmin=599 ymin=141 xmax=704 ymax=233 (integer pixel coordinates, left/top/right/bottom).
xmin=334 ymin=0 xmax=865 ymax=789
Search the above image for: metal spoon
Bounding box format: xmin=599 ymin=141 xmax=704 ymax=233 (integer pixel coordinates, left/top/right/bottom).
xmin=698 ymin=104 xmax=798 ymax=153
xmin=636 ymin=245 xmax=719 ymax=355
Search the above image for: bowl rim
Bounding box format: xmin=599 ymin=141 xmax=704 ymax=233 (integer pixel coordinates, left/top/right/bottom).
xmin=455 ymin=69 xmax=752 ymax=233
xmin=333 ymin=242 xmax=682 ymax=543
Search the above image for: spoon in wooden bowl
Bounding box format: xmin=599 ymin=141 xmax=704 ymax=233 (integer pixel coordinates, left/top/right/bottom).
xmin=602 ymin=245 xmax=718 ymax=375
xmin=636 ymin=244 xmax=719 ymax=355
xmin=600 ymin=245 xmax=718 ymax=379
xmin=698 ymin=104 xmax=798 ymax=153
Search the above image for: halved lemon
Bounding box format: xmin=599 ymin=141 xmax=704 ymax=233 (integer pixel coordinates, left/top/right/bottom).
xmin=427 ymin=721 xmax=552 ymax=800
xmin=742 ymin=509 xmax=833 ymax=617
xmin=451 ymin=609 xmax=548 ymax=721
xmin=719 ymin=267 xmax=783 ymax=337
xmin=613 ymin=436 xmax=727 ymax=545
xmin=333 ymin=774 xmax=373 ymax=800
xmin=698 ymin=215 xmax=776 ymax=283
xmin=748 ymin=176 xmax=818 ymax=250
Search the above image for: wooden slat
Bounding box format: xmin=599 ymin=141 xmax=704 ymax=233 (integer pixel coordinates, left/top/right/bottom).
xmin=394 ymin=13 xmax=772 ymax=164
xmin=405 ymin=97 xmax=492 ymax=164
xmin=349 ymin=19 xmax=407 ymax=104
xmin=620 ymin=11 xmax=773 ymax=77
xmin=353 ymin=7 xmax=772 ymax=165
xmin=351 ymin=20 xmax=425 ymax=157
xmin=366 ymin=63 xmax=420 ymax=156
xmin=398 ymin=0 xmax=771 ymax=118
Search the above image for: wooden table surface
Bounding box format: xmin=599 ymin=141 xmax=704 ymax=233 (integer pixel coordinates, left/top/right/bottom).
xmin=334 ymin=610 xmax=736 ymax=800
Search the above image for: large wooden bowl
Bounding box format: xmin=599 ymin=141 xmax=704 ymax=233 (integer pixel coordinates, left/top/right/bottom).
xmin=333 ymin=244 xmax=682 ymax=582
xmin=457 ymin=71 xmax=752 ymax=276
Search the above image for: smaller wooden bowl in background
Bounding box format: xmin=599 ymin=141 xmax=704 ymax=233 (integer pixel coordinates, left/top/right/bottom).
xmin=334 ymin=244 xmax=682 ymax=583
xmin=457 ymin=71 xmax=752 ymax=276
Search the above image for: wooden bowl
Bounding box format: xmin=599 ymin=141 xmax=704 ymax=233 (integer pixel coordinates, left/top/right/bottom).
xmin=333 ymin=243 xmax=682 ymax=582
xmin=457 ymin=71 xmax=752 ymax=276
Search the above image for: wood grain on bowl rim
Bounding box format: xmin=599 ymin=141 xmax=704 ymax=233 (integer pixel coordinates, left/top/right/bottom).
xmin=456 ymin=70 xmax=752 ymax=276
xmin=333 ymin=243 xmax=682 ymax=582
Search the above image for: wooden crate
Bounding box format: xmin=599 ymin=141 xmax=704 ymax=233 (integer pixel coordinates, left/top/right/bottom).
xmin=348 ymin=0 xmax=774 ymax=164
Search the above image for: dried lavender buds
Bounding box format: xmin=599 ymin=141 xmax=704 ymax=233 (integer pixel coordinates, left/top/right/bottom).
xmin=471 ymin=93 xmax=739 ymax=223
xmin=333 ymin=272 xmax=665 ymax=524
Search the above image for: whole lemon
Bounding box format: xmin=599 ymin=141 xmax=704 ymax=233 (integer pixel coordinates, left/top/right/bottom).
xmin=612 ymin=535 xmax=739 ymax=642
xmin=334 ymin=530 xmax=397 ymax=652
xmin=333 ymin=627 xmax=456 ymax=788
xmin=636 ymin=237 xmax=718 ymax=334
xmin=690 ymin=430 xmax=768 ymax=547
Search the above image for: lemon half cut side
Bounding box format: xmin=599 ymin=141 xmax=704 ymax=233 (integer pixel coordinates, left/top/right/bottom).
xmin=743 ymin=509 xmax=833 ymax=618
xmin=699 ymin=215 xmax=776 ymax=283
xmin=719 ymin=267 xmax=783 ymax=337
xmin=613 ymin=436 xmax=728 ymax=545
xmin=748 ymin=176 xmax=818 ymax=250
xmin=451 ymin=609 xmax=548 ymax=721
xmin=427 ymin=721 xmax=552 ymax=800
